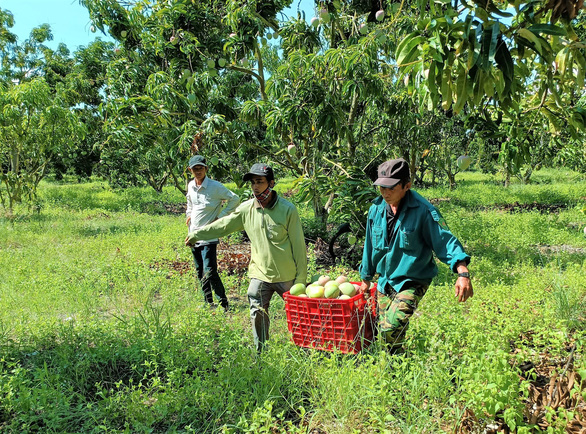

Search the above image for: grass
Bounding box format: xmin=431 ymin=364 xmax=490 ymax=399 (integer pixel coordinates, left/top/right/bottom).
xmin=1 ymin=169 xmax=585 ymax=433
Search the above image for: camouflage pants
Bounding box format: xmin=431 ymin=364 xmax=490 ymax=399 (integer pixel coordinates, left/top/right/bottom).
xmin=377 ymin=283 xmax=429 ymax=352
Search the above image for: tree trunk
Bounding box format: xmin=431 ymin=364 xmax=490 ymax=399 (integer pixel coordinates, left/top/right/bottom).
xmin=521 ymin=167 xmax=532 ymax=184
xmin=447 ymin=171 xmax=456 ymax=190
xmin=346 ymin=91 xmax=359 ymax=156
xmin=312 ymin=187 xmax=327 ymax=225
xmin=170 ymin=170 xmax=187 ymax=196
xmin=253 ymin=40 xmax=267 ymax=101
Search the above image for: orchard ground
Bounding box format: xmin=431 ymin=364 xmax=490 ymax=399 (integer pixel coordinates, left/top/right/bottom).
xmin=0 ymin=168 xmax=585 ymax=433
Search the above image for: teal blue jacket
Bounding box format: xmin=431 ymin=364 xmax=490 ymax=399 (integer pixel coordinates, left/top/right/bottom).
xmin=359 ymin=190 xmax=470 ymax=293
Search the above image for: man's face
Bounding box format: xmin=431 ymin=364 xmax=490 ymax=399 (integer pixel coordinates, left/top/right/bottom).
xmin=249 ymin=175 xmax=270 ymax=195
xmin=379 ymin=182 xmax=411 ymax=206
xmin=189 ymin=165 xmax=207 ymax=182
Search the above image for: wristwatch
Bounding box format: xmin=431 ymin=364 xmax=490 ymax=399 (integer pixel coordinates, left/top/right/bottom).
xmin=457 ymin=272 xmax=471 ymax=279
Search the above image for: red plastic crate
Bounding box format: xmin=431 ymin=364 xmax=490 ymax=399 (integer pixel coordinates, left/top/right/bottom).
xmin=284 ymin=282 xmax=377 ymax=354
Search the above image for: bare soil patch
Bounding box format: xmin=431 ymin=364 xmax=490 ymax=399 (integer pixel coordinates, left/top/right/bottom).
xmin=149 ymin=240 xmax=251 ymax=278
xmin=429 ymin=199 xmax=571 ymax=214
xmin=151 ymin=236 xmax=354 ymax=280
xmin=535 ymin=245 xmax=586 ymax=255
xmin=482 ymin=202 xmax=569 ymax=214
xmin=141 ymin=201 xmax=186 ymax=215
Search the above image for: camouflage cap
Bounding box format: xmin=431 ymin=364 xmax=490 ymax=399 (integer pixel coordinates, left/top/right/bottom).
xmin=373 ymin=158 xmax=410 ymax=188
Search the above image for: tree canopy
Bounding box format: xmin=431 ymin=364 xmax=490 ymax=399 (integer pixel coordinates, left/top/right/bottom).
xmin=1 ymin=0 xmax=584 ymax=220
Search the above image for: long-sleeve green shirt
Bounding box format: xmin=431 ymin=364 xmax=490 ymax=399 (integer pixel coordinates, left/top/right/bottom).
xmin=186 ymin=194 xmax=307 ymax=285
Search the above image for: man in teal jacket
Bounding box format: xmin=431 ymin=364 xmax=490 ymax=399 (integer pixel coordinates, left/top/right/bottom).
xmin=185 ymin=163 xmax=307 ymax=352
xmin=359 ymin=158 xmax=473 ymax=352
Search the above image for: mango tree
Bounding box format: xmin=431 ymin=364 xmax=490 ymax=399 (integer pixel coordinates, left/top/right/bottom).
xmin=466 ymin=103 xmax=574 ymax=185
xmin=241 ymin=40 xmax=385 ymax=222
xmin=0 ymin=13 xmax=85 ymax=213
xmin=240 ymin=3 xmax=472 ymax=225
xmin=80 ymin=0 xmax=284 ymax=193
xmin=229 ymin=0 xmax=419 ymax=225
xmin=78 ymin=1 xmax=421 ymax=221
xmin=394 ymin=0 xmax=586 ymax=176
xmin=50 ymin=40 xmax=115 ymax=180
xmin=225 ymin=1 xmax=464 ymax=221
xmin=0 ymin=79 xmax=84 ymax=213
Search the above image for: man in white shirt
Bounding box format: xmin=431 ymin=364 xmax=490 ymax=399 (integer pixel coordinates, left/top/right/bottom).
xmin=186 ymin=155 xmax=240 ymax=310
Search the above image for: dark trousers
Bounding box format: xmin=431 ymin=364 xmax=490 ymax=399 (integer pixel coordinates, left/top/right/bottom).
xmin=190 ymin=243 xmax=228 ymax=309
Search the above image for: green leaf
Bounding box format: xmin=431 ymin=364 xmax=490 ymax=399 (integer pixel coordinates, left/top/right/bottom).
xmin=441 ymin=67 xmax=453 ymax=110
xmin=399 ymin=46 xmax=424 ymax=68
xmin=541 ymin=107 xmax=562 ymax=131
xmin=565 ymin=24 xmax=579 ymax=41
xmin=494 ymin=39 xmax=514 ymax=94
xmin=569 ymin=112 xmax=583 ymax=130
xmin=480 ymin=22 xmax=500 ymax=69
xmin=494 ymin=69 xmax=505 ymax=96
xmin=528 ymin=24 xmax=567 ymax=36
xmin=425 ymin=88 xmax=434 ymax=111
xmin=467 ymin=40 xmax=478 ymax=70
xmin=432 ymin=49 xmax=445 ymax=63
xmin=551 ymin=86 xmax=563 ymax=108
xmin=490 ymin=8 xmax=513 ymax=18
xmin=428 ymin=62 xmax=437 ymax=91
xmin=429 ymin=35 xmax=445 ymax=55
xmin=397 ymin=35 xmax=426 ymax=66
xmin=434 ymin=61 xmax=444 ymax=88
xmin=555 ymin=47 xmax=569 ymax=75
xmin=473 ymin=70 xmax=484 ymax=106
xmin=467 ymin=66 xmax=475 ymax=99
xmin=573 ymin=49 xmax=586 ymax=88
xmin=488 ymin=23 xmax=500 ymax=63
xmin=475 ymin=7 xmax=489 ymax=22
xmin=462 ymin=13 xmax=475 ymax=38
xmin=518 ymin=28 xmax=542 ymax=56
xmin=483 ymin=70 xmax=495 ymax=98
xmin=453 ymin=66 xmax=467 ymax=114
xmin=396 ymin=32 xmax=421 ymax=60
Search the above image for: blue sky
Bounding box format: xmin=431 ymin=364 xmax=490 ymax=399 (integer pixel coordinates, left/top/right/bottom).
xmin=2 ymin=0 xmax=107 ymax=51
xmin=2 ymin=0 xmax=316 ymax=53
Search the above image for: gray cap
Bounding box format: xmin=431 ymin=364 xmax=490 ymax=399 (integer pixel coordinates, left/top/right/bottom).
xmin=188 ymin=155 xmax=207 ymax=168
xmin=243 ymin=163 xmax=274 ymax=182
xmin=373 ymin=158 xmax=410 ymax=187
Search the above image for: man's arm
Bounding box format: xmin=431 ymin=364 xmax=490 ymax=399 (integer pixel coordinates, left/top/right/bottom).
xmin=185 ymin=204 xmax=245 ymax=246
xmin=288 ymin=207 xmax=308 ymax=285
xmin=422 ymin=208 xmax=470 ymax=272
xmin=185 ymin=186 xmax=192 ymax=227
xmin=217 ymin=185 xmax=239 ymax=219
xmin=358 ymin=210 xmax=375 ymax=294
xmin=454 ymin=261 xmax=473 ymax=302
xmin=422 ymin=208 xmax=473 ymax=303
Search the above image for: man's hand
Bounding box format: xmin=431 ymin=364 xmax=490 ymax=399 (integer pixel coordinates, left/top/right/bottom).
xmin=359 ymin=280 xmax=370 ymax=298
xmin=455 ymin=277 xmax=473 ymax=302
xmin=186 ymin=216 xmax=191 ymax=227
xmin=185 ymin=235 xmax=194 ymax=247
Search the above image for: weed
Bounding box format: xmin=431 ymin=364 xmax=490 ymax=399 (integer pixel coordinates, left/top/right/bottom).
xmin=0 ymin=170 xmax=585 ymax=432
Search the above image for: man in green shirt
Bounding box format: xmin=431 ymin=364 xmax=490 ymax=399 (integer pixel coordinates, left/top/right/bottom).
xmin=185 ymin=163 xmax=307 ymax=352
